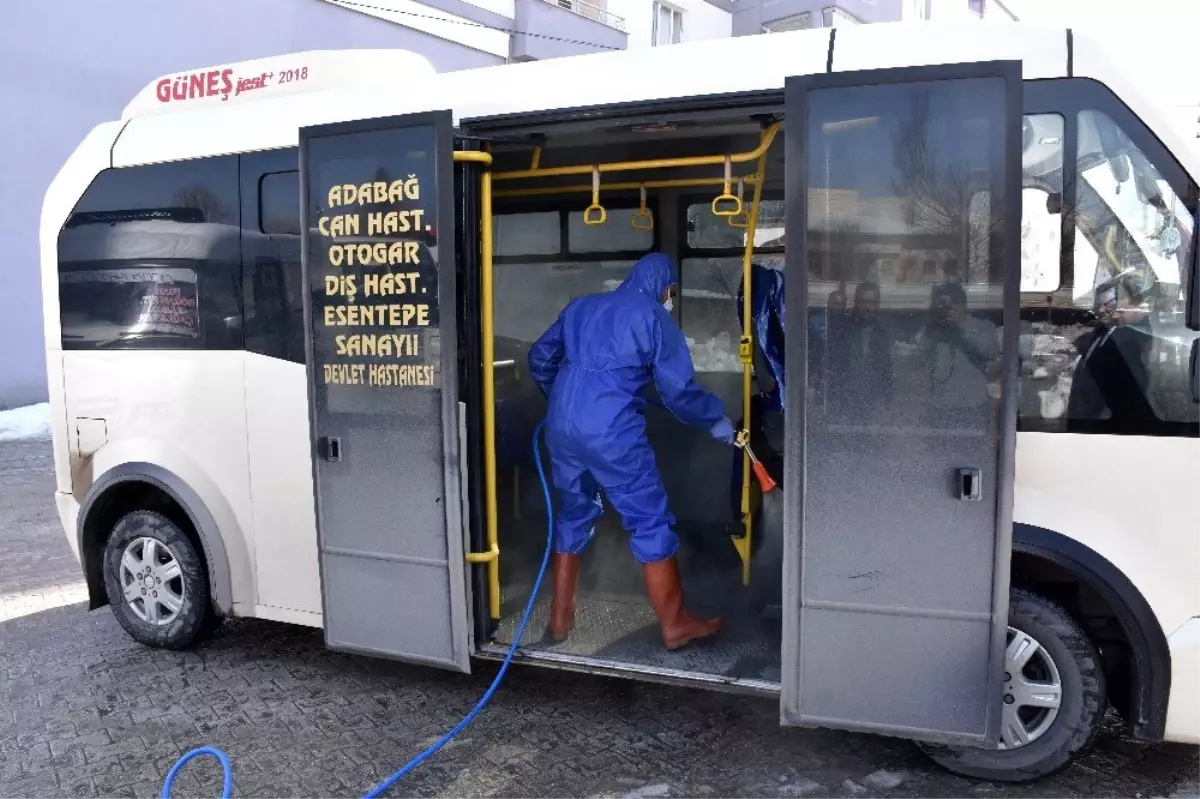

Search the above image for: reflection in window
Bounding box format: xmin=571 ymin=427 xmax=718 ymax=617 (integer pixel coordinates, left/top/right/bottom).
xmin=58 ymin=157 xmax=243 ymax=350
xmin=1020 ymin=108 xmax=1197 ymax=435
xmin=259 ymin=172 xmax=301 ymax=235
xmin=805 ymin=77 xmax=1007 ymax=429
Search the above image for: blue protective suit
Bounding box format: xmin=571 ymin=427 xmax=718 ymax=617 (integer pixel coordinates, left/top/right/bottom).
xmin=528 ymin=252 xmax=726 ymax=563
xmin=736 ymin=263 xmax=787 ymax=413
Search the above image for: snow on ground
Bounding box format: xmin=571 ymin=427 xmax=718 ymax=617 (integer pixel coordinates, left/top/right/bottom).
xmin=0 ymin=403 xmax=52 ymax=442
xmin=687 ymin=332 xmax=742 ymax=372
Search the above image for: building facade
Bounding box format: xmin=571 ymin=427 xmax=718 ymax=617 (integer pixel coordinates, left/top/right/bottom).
xmin=733 ymin=0 xmax=1016 ymax=35
xmin=4 ymin=0 xmax=1013 ymax=409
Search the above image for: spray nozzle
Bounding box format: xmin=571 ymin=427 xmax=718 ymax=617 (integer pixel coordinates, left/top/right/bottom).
xmin=736 ymin=429 xmax=778 ymax=494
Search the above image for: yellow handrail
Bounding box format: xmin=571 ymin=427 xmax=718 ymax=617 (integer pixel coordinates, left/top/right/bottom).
xmin=493 ymin=175 xmax=760 ymax=200
xmin=493 ymin=122 xmax=781 ymax=182
xmin=732 ymin=147 xmax=771 ymax=586
xmin=454 ymin=151 xmax=492 ymax=165
xmin=584 ymin=166 xmax=607 ymax=225
xmin=453 ymin=149 xmax=501 ymax=621
xmin=455 ymin=121 xmax=782 ymax=617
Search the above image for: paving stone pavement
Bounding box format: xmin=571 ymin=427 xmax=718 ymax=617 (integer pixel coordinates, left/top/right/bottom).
xmin=1 ymin=438 xmax=1197 ymax=798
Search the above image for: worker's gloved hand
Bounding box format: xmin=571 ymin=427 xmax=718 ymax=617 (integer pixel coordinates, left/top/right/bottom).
xmin=709 ymin=417 xmax=736 ymax=445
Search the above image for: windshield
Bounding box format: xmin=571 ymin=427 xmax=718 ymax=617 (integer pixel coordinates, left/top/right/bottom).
xmin=1074 ymin=109 xmax=1194 ymax=312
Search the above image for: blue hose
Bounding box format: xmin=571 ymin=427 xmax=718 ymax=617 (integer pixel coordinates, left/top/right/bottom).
xmin=162 ymin=421 xmax=557 ymax=799
xmin=160 ymin=747 xmax=232 ymax=799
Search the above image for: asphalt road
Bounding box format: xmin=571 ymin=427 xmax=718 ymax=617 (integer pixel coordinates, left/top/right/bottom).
xmin=1 ymin=438 xmax=1197 ymax=798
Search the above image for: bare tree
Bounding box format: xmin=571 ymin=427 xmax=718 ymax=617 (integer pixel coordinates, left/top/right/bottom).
xmin=890 ymin=90 xmax=996 ymax=283
xmin=173 ymin=184 xmax=229 ymax=224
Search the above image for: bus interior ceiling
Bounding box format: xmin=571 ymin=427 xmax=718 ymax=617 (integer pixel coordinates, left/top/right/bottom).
xmin=472 ymin=106 xmax=787 ymax=683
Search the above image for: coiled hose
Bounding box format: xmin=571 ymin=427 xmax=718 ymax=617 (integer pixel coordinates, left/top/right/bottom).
xmin=162 ymin=421 xmax=556 ymax=799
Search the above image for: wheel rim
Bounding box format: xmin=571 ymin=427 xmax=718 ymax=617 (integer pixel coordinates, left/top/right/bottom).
xmin=1000 ymin=625 xmax=1063 ymax=749
xmin=119 ymin=537 xmax=185 ymax=626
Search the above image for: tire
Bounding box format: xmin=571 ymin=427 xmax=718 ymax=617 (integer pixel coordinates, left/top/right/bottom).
xmin=920 ymin=587 xmax=1106 ymax=783
xmin=102 ymin=510 xmax=220 ymax=650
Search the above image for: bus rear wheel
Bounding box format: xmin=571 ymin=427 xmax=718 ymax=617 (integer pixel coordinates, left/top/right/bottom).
xmin=102 ymin=510 xmax=220 ymax=650
xmin=919 ymin=588 xmax=1106 ymax=782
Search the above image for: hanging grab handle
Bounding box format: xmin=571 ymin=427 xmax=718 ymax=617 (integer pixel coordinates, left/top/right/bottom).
xmin=631 ymin=184 xmax=654 ymax=231
xmin=711 ymin=156 xmax=743 ymax=217
xmin=727 ymin=177 xmax=749 ymax=229
xmin=584 ymin=167 xmax=607 ymax=226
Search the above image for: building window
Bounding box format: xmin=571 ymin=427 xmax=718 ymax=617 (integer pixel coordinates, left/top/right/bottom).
xmin=908 ymin=0 xmax=929 ymax=19
xmin=762 ymin=12 xmax=812 ymax=33
xmin=821 ymin=6 xmax=862 ymax=27
xmin=652 ymin=1 xmax=683 ymax=45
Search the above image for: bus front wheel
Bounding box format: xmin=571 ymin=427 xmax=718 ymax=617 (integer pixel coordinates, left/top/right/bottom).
xmin=102 ymin=510 xmax=221 ymax=649
xmin=919 ymin=588 xmax=1106 ymax=782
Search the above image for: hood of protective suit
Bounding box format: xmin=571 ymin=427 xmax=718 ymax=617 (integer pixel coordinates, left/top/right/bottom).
xmin=618 ymin=252 xmax=677 ymax=301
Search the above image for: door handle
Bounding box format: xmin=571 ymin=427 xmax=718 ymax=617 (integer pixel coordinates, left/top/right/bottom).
xmin=1190 ymin=339 xmax=1198 ymax=404
xmin=957 ymin=467 xmax=982 ymax=501
xmin=319 ymin=436 xmax=342 ymax=463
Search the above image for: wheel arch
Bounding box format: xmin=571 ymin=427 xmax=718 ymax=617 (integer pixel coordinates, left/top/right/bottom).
xmin=1012 ymin=523 xmax=1171 ymax=742
xmin=77 ymin=462 xmax=233 ymax=616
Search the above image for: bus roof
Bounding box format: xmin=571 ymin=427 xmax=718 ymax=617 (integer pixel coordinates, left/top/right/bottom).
xmin=91 ymin=23 xmax=1200 ymax=187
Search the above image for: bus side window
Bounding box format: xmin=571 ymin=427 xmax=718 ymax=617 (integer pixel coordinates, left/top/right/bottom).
xmin=57 ymin=157 xmax=242 ymax=351
xmin=244 ymin=170 xmax=305 ymax=364
xmin=1018 ymin=104 xmax=1198 ymax=437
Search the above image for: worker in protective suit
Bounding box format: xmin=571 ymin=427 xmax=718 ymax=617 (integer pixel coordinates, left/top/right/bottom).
xmin=528 ymin=252 xmax=735 ymax=650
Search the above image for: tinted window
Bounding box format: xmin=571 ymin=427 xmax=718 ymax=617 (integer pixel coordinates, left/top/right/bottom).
xmin=244 ymin=158 xmax=305 ymax=363
xmin=260 ymin=172 xmax=300 ymax=235
xmin=58 ymin=157 xmax=242 ymax=350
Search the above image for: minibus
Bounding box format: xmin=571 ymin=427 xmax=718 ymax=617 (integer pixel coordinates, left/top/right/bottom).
xmin=41 ymin=25 xmax=1199 ymax=781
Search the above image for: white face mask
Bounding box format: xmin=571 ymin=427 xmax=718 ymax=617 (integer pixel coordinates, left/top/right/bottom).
xmin=662 ymin=296 xmax=674 ymax=313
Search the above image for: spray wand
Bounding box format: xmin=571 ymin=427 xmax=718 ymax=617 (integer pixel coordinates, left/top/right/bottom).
xmin=736 ymin=429 xmax=777 ymax=494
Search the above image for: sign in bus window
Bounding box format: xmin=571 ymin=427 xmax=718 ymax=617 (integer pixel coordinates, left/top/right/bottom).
xmin=59 ymin=267 xmax=201 ymax=346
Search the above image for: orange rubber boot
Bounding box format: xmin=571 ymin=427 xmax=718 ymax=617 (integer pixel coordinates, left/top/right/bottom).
xmin=546 ymin=553 xmax=582 ymax=643
xmin=642 ymin=556 xmax=722 ymax=650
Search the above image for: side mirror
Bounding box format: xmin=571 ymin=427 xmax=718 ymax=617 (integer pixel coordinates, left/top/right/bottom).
xmin=1045 ymin=192 xmax=1063 ymax=215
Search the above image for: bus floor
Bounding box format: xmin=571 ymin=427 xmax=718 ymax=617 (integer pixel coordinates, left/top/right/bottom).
xmin=491 ymin=484 xmax=782 ymax=683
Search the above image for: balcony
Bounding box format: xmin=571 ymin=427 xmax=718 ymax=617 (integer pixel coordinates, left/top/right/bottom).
xmin=542 ymin=0 xmax=627 ymax=32
xmin=511 ymin=0 xmax=629 ymax=60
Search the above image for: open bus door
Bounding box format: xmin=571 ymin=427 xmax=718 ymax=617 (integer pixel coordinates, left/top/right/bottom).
xmin=299 ymin=112 xmax=472 ymax=672
xmin=781 ymin=63 xmax=1023 ymax=745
